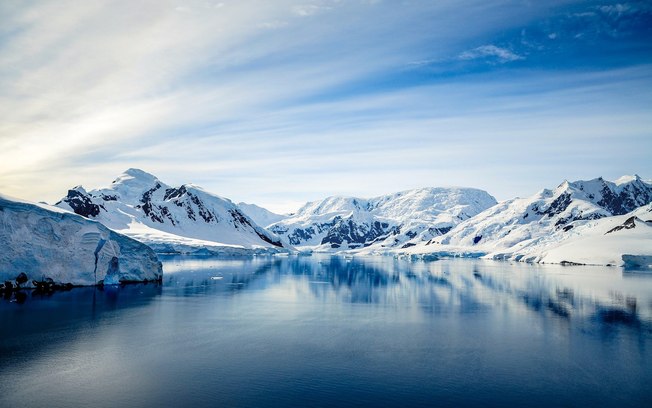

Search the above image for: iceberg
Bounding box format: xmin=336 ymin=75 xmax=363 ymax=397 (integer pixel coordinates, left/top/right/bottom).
xmin=0 ymin=193 xmax=162 ymax=287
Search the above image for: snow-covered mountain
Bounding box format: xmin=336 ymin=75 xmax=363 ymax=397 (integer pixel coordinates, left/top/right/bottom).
xmin=55 ymin=169 xmax=287 ymax=255
xmin=268 ymin=187 xmax=497 ymax=251
xmin=0 ymin=193 xmax=161 ymax=286
xmin=501 ymin=204 xmax=652 ymax=267
xmin=402 ymin=175 xmax=652 ymax=266
xmin=237 ymin=202 xmax=287 ymax=227
xmin=437 ymin=175 xmax=652 ymax=249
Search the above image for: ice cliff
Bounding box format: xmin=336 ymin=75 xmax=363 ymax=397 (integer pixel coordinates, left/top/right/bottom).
xmin=1 ymin=194 xmax=162 ymax=286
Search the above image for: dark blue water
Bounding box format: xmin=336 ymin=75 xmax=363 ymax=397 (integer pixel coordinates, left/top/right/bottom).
xmin=1 ymin=256 xmax=651 ymax=407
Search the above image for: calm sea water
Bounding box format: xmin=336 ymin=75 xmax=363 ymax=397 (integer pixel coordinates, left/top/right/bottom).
xmin=1 ymin=256 xmax=651 ymax=407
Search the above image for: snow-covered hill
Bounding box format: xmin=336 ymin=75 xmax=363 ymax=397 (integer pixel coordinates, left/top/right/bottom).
xmin=55 ymin=169 xmax=288 ymax=255
xmin=237 ymin=202 xmax=287 ymax=227
xmin=268 ymin=187 xmax=497 ymax=251
xmin=404 ymin=175 xmax=652 ymax=267
xmin=0 ymin=193 xmax=162 ymax=286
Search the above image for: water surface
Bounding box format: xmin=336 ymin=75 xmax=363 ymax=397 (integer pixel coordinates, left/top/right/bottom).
xmin=1 ymin=256 xmax=651 ymax=407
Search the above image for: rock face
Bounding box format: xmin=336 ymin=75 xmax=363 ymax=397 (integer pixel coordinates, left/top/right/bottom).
xmin=0 ymin=194 xmax=162 ymax=286
xmin=55 ymin=169 xmax=287 ymax=254
xmin=268 ymin=187 xmax=497 ymax=251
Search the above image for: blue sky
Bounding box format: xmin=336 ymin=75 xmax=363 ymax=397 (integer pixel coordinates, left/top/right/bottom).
xmin=1 ymin=0 xmax=651 ymax=212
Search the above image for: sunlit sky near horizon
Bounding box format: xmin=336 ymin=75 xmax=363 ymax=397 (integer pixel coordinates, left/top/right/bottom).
xmin=1 ymin=0 xmax=651 ymax=213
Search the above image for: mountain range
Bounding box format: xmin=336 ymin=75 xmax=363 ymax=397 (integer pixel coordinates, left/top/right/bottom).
xmin=49 ymin=170 xmax=652 ymax=266
xmin=2 ymin=169 xmax=649 ymax=270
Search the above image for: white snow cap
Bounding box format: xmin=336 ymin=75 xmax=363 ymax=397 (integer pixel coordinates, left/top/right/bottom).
xmin=112 ymin=168 xmax=160 ymax=186
xmin=614 ymin=174 xmax=642 ymax=185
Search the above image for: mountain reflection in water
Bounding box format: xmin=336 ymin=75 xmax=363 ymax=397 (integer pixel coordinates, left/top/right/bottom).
xmin=1 ymin=256 xmax=650 ymax=408
xmin=162 ymin=255 xmax=652 ymax=333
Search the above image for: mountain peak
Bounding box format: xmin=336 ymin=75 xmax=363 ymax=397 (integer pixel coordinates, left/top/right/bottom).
xmin=556 ymin=180 xmax=571 ymax=191
xmin=111 ymin=168 xmax=161 ymax=188
xmin=117 ymin=168 xmax=158 ymax=181
xmin=614 ymin=174 xmax=642 ymax=186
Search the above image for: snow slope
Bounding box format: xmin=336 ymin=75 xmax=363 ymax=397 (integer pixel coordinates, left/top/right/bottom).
xmin=268 ymin=187 xmax=497 ymax=251
xmin=237 ymin=202 xmax=287 ymax=227
xmin=0 ymin=193 xmax=162 ymax=286
xmin=55 ymin=169 xmax=288 ymax=255
xmin=405 ymin=176 xmax=652 ymax=266
xmin=505 ymin=204 xmax=652 ymax=267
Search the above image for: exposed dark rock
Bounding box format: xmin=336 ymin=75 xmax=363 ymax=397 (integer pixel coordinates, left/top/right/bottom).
xmin=273 ymin=222 xmax=335 ymax=246
xmin=140 ymin=183 xmax=163 ymax=223
xmin=605 ymin=216 xmax=637 ymax=234
xmin=58 ymin=189 xmax=101 ymax=218
xmin=228 ymin=209 xmax=283 ymax=247
xmin=597 ymin=180 xmax=652 ymax=215
xmin=560 ymin=260 xmax=584 ymax=266
xmin=256 ymin=232 xmax=283 ymax=247
xmin=543 ymin=192 xmax=572 ymax=218
xmin=429 ymin=226 xmax=452 ymax=235
xmin=320 ymin=218 xmax=389 ymax=246
xmin=15 ymin=272 xmax=28 ymax=287
xmin=185 ymin=193 xmax=213 ymax=223
xmin=164 ymin=185 xmax=187 ymax=201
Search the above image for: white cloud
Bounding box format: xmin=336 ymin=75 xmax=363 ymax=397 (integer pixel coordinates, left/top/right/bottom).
xmin=292 ymin=4 xmax=331 ymax=17
xmin=458 ymin=45 xmax=524 ymax=63
xmin=599 ymin=3 xmax=632 ymax=16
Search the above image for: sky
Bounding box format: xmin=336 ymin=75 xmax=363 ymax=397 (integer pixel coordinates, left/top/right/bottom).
xmin=1 ymin=0 xmax=651 ymax=213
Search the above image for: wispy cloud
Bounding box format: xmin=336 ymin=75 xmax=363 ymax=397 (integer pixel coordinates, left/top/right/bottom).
xmin=292 ymin=4 xmax=332 ymax=17
xmin=458 ymin=45 xmax=524 ymax=63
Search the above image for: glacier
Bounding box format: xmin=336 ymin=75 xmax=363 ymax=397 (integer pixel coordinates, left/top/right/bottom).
xmin=0 ymin=194 xmax=162 ymax=287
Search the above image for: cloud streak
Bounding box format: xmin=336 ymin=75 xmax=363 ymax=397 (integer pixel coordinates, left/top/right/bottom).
xmin=458 ymin=45 xmax=524 ymax=63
